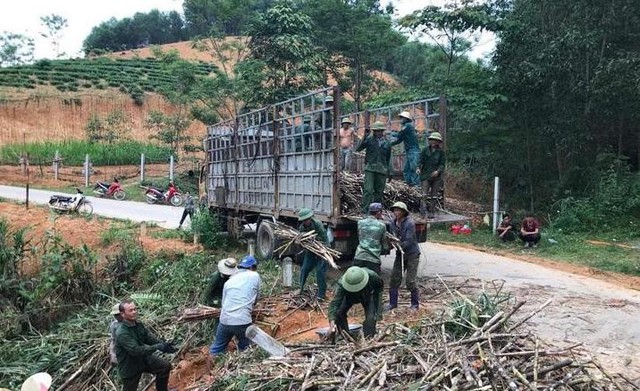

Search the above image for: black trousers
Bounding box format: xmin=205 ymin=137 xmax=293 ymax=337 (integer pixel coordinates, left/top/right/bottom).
xmin=121 ymin=355 xmax=171 ymax=391
xmin=334 ymin=294 xmax=378 ymax=338
xmin=179 ymin=209 xmax=194 ymax=226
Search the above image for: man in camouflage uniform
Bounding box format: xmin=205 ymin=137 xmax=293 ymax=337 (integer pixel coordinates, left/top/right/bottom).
xmin=297 ymin=208 xmax=329 ymax=300
xmin=355 ymin=121 xmax=391 ymax=213
xmin=353 ymin=202 xmax=388 ymax=276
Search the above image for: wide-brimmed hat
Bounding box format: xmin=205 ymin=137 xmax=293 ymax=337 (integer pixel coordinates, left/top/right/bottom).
xmin=370 ymin=121 xmax=385 ymax=131
xmin=298 ymin=208 xmax=314 ymax=221
xmin=341 ymin=117 xmax=352 ymax=124
xmin=325 ymin=95 xmax=334 ymax=103
xmin=428 ymin=132 xmax=443 ymax=141
xmin=21 ymin=372 xmax=52 ymax=391
xmin=218 ymin=257 xmax=238 ymax=276
xmin=399 ymin=111 xmax=412 ymax=120
xmin=341 ymin=266 xmax=369 ymax=292
xmin=391 ymin=201 xmax=409 ymax=214
xmin=110 ymin=303 xmax=121 ymax=316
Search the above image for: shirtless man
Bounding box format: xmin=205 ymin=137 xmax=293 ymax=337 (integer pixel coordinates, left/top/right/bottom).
xmin=339 ymin=117 xmax=357 ymax=171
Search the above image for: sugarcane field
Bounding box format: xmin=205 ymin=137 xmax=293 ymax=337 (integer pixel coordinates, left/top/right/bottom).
xmin=2 ymin=1 xmax=640 ymax=390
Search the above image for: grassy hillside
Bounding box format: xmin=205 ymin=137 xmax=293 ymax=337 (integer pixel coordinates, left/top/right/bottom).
xmin=0 ymin=57 xmax=215 ymax=104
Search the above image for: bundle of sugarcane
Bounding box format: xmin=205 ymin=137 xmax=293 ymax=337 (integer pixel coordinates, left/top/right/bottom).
xmin=270 ymin=222 xmax=341 ymax=269
xmin=177 ymin=304 xmax=274 ymax=322
xmin=338 ymin=172 xmax=423 ymax=214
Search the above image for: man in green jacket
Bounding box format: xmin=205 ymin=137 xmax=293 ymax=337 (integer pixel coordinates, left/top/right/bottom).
xmin=298 ymin=208 xmax=329 ymax=300
xmin=354 ymin=202 xmax=388 ymax=275
xmin=202 ymin=258 xmax=238 ymax=307
xmin=418 ymin=132 xmax=445 ymax=219
xmin=115 ymin=301 xmax=177 ymax=391
xmin=355 ymin=121 xmax=391 ymax=213
xmin=328 ymin=266 xmax=383 ymax=338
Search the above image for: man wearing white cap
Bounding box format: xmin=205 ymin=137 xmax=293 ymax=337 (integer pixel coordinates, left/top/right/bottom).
xmin=328 ymin=266 xmax=383 ymax=338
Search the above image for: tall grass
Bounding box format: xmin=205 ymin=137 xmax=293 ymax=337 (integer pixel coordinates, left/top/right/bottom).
xmin=0 ymin=140 xmax=172 ymax=166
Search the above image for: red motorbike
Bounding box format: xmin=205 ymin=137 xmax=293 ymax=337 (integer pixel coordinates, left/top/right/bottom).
xmin=141 ymin=182 xmax=183 ymax=206
xmin=93 ymin=180 xmax=126 ymax=200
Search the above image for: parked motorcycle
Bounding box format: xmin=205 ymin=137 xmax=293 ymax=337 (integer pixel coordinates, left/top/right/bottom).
xmin=49 ymin=188 xmax=93 ymax=217
xmin=141 ymin=182 xmax=183 ymax=206
xmin=93 ymin=180 xmax=126 ymax=200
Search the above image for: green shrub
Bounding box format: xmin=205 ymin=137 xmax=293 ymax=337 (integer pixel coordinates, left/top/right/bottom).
xmin=191 ymin=209 xmax=222 ymax=250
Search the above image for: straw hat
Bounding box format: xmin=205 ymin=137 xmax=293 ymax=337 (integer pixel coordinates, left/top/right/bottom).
xmin=217 ymin=258 xmax=238 ymax=276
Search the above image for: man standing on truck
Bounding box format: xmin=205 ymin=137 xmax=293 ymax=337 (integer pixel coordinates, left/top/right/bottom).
xmin=353 ymin=202 xmax=388 ymax=275
xmin=417 ymin=132 xmax=445 ymax=219
xmin=391 ymin=111 xmax=420 ymax=186
xmin=297 ymin=208 xmax=329 ymax=300
xmin=339 ymin=117 xmax=357 ymax=171
xmin=355 ymin=121 xmax=391 ymax=213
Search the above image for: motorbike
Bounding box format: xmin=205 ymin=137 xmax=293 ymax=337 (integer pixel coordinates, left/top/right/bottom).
xmin=49 ymin=188 xmax=93 ymax=217
xmin=141 ymin=183 xmax=183 ymax=206
xmin=93 ymin=180 xmax=126 ymax=200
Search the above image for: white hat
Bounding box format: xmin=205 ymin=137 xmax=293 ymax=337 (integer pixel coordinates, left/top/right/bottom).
xmin=21 ymin=373 xmax=52 ymax=391
xmin=399 ymin=111 xmax=412 ymax=120
xmin=217 ymin=258 xmax=238 ymax=276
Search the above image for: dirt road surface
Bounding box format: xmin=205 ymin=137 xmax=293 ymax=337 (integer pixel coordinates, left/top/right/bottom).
xmin=380 ymin=243 xmax=640 ymax=377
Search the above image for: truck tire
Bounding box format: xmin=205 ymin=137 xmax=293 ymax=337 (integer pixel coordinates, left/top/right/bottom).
xmin=256 ymin=222 xmax=276 ymax=260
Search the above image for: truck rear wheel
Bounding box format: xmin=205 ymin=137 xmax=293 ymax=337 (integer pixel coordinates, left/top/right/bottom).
xmin=256 ymin=222 xmax=276 ymax=260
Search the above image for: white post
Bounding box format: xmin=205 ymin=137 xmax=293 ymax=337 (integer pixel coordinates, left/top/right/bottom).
xmin=84 ymin=154 xmax=90 ymax=187
xmin=53 ymin=150 xmax=60 ymax=181
xmin=169 ymin=155 xmax=174 ymax=182
xmin=140 ymin=153 xmax=145 ymax=182
xmin=247 ymin=238 xmax=255 ymax=256
xmin=492 ymin=176 xmax=500 ymax=234
xmin=282 ymin=257 xmax=293 ymax=287
xmin=245 ymin=325 xmax=289 ymax=357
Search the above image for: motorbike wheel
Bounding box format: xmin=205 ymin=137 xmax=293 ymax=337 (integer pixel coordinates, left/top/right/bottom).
xmin=170 ymin=194 xmax=184 ymax=206
xmin=113 ymin=190 xmax=126 ymax=200
xmin=78 ymin=203 xmax=93 ymax=217
xmin=145 ymin=195 xmax=158 ymax=204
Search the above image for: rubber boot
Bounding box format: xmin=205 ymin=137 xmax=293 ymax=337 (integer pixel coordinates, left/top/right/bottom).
xmin=385 ymin=289 xmax=398 ymax=312
xmin=410 ymin=289 xmax=420 ymax=311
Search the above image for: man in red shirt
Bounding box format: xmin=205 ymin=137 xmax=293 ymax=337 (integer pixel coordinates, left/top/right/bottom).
xmin=519 ymin=213 xmax=541 ymax=248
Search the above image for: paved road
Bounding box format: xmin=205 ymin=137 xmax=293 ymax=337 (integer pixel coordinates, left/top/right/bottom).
xmin=0 ymin=184 xmax=185 ymax=229
xmin=381 ymin=243 xmax=640 ymax=376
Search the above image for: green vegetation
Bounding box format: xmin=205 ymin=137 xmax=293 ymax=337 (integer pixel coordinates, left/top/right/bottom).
xmin=0 ymin=140 xmax=172 ymax=165
xmin=0 ymin=57 xmax=215 ymax=102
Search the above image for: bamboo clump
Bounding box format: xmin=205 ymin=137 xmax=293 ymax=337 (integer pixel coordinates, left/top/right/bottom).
xmin=271 ymin=222 xmax=341 ymax=269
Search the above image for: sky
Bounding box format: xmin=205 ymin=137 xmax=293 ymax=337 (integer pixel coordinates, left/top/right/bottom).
xmin=0 ymin=0 xmax=495 ymax=60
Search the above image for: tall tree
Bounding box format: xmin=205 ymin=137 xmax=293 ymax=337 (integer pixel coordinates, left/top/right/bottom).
xmin=183 ymin=0 xmax=273 ymax=36
xmin=493 ymin=0 xmax=640 ymax=208
xmin=302 ymin=0 xmax=405 ymax=111
xmin=241 ymin=0 xmax=326 ymax=106
xmin=0 ymin=32 xmax=34 ymax=66
xmin=40 ymin=14 xmax=68 ymax=58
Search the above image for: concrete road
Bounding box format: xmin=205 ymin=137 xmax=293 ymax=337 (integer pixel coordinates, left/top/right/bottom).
xmin=381 ymin=242 xmax=640 ymax=375
xmin=0 ymin=184 xmax=185 ymax=229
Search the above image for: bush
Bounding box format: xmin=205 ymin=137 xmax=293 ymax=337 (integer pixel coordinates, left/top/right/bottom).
xmin=191 ymin=209 xmax=222 ymax=250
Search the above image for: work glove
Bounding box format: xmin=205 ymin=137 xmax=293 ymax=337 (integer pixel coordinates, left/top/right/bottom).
xmin=164 ymin=343 xmax=178 ymax=354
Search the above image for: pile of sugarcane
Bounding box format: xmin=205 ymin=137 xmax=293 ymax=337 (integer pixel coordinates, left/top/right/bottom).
xmin=211 ymin=301 xmax=636 ymax=391
xmin=338 ymin=172 xmax=423 ymax=214
xmin=271 ymin=222 xmax=341 ymax=269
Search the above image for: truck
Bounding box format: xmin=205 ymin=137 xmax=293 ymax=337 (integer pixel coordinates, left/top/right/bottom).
xmin=203 ymin=86 xmax=448 ymax=260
